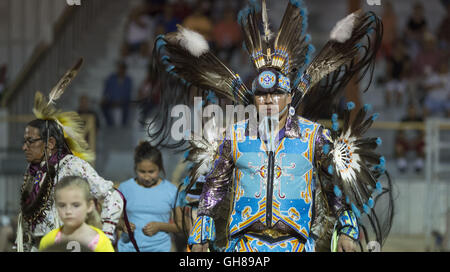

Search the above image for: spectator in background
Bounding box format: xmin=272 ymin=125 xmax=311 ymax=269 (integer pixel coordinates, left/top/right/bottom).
xmin=137 ymin=67 xmax=161 ymax=124
xmin=404 ymin=2 xmax=428 ymax=59
xmin=0 ymin=215 xmax=14 ymax=252
xmin=157 ymin=3 xmax=181 ymax=33
xmin=406 ymin=2 xmax=427 ymax=39
xmin=77 ymin=94 xmax=100 ymax=144
xmin=101 ymin=61 xmax=133 ymax=127
xmin=146 ymin=0 xmax=166 ymax=17
xmin=77 ymin=94 xmax=100 ymax=129
xmin=183 ymin=0 xmax=213 ymax=42
xmin=0 ymin=64 xmax=7 ymax=99
xmin=212 ymin=8 xmax=242 ymax=64
xmin=172 ymin=0 xmax=192 ymax=22
xmin=412 ymin=32 xmax=442 ymax=77
xmin=380 ymin=1 xmax=398 ymax=59
xmin=122 ymin=2 xmax=154 ymax=59
xmin=422 ymin=61 xmax=450 ymax=118
xmin=437 ymin=3 xmax=450 ymax=59
xmin=395 ymin=103 xmax=425 ymax=173
xmin=384 ymin=39 xmax=411 ymax=107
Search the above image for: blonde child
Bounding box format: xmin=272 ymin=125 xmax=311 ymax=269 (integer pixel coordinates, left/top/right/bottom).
xmin=39 ymin=176 xmax=114 ymax=252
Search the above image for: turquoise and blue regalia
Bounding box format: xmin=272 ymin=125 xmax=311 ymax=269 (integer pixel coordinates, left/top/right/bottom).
xmin=146 ymin=0 xmax=393 ymax=252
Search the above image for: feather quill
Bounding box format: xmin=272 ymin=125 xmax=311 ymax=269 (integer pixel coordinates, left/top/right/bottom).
xmin=47 ymin=58 xmax=83 ymax=106
xmin=261 ymin=0 xmax=271 ymax=46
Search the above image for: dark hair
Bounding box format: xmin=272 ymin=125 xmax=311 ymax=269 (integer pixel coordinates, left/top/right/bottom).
xmin=117 ymin=60 xmax=127 ymax=71
xmin=134 ymin=141 xmax=165 ymax=175
xmin=27 ymin=119 xmax=70 ymax=154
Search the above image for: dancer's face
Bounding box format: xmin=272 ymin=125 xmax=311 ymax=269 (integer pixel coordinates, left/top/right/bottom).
xmin=56 ymin=185 xmax=94 ymax=229
xmin=135 ymin=160 xmax=161 ymax=188
xmin=254 ymin=91 xmax=292 ymax=118
xmin=22 ymin=126 xmax=45 ymax=164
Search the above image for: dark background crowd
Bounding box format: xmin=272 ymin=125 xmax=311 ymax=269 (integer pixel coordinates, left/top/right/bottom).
xmin=97 ymin=0 xmax=450 ymax=174
xmin=378 ymin=1 xmax=450 ymax=173
xmin=99 ymin=0 xmax=247 ymax=128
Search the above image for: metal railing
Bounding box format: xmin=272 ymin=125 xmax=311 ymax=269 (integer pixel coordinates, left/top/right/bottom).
xmin=424 ymin=118 xmax=450 ymax=249
xmin=0 ymin=0 xmax=66 ymax=92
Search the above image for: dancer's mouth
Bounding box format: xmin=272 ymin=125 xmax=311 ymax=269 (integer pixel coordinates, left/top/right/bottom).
xmin=141 ymin=179 xmax=157 ymax=187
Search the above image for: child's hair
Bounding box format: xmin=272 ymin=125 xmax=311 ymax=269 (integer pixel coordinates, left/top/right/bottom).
xmin=55 ymin=176 xmax=102 ymax=229
xmin=134 ymin=141 xmax=165 ymax=175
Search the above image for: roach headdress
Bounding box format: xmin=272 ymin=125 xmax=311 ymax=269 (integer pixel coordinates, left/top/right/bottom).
xmin=32 ymin=58 xmax=94 ymax=163
xmin=147 ymin=0 xmax=382 ymax=146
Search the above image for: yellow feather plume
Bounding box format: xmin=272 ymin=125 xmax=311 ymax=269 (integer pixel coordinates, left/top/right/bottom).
xmin=54 ymin=111 xmax=95 ymax=163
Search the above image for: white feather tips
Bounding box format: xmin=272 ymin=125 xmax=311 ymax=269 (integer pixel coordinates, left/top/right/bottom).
xmin=176 ymin=26 xmax=209 ymax=57
xmin=262 ymin=0 xmax=271 ymax=43
xmin=330 ymin=13 xmax=357 ymax=43
xmin=332 ymin=134 xmax=361 ymax=183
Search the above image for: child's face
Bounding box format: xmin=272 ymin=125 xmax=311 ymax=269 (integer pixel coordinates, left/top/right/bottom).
xmin=136 ymin=160 xmax=160 ymax=188
xmin=56 ymin=186 xmax=93 ymax=228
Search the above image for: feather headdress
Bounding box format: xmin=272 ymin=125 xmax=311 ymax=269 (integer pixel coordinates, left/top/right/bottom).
xmin=238 ymin=0 xmax=313 ymax=78
xmin=317 ymin=102 xmax=394 ymax=246
xmin=32 ymin=58 xmax=94 ymax=163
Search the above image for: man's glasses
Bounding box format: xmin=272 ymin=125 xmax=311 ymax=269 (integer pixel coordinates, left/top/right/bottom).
xmin=23 ymin=138 xmax=42 ymax=146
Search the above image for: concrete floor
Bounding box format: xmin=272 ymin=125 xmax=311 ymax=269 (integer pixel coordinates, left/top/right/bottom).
xmin=382 ymin=234 xmax=428 ymax=252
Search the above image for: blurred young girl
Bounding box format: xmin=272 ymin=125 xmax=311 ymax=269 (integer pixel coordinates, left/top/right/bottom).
xmin=39 ymin=176 xmax=114 ymax=252
xmin=117 ymin=141 xmax=181 ymax=252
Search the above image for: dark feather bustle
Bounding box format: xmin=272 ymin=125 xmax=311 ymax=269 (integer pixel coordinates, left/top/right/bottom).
xmin=294 ymin=11 xmax=383 ymax=122
xmin=323 ymin=103 xmax=393 ymax=248
xmin=144 ymin=29 xmax=251 ymax=148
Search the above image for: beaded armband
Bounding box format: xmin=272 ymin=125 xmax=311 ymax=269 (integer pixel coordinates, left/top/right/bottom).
xmin=338 ymin=210 xmax=359 ymax=240
xmin=188 ymin=215 xmax=216 ymax=245
xmin=297 ymin=73 xmax=311 ymax=94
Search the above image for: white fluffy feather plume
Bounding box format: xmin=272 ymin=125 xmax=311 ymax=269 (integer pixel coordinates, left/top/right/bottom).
xmin=176 ymin=25 xmax=210 ymax=57
xmin=332 ymin=134 xmax=361 ymax=183
xmin=189 ymin=137 xmax=219 ymax=176
xmin=189 ymin=117 xmax=223 ymax=176
xmin=330 ymin=13 xmax=356 ymax=43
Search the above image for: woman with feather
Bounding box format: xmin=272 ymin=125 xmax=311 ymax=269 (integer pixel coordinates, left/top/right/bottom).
xmin=17 ymin=59 xmax=124 ymax=252
xmin=147 ymin=0 xmax=393 ymax=252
